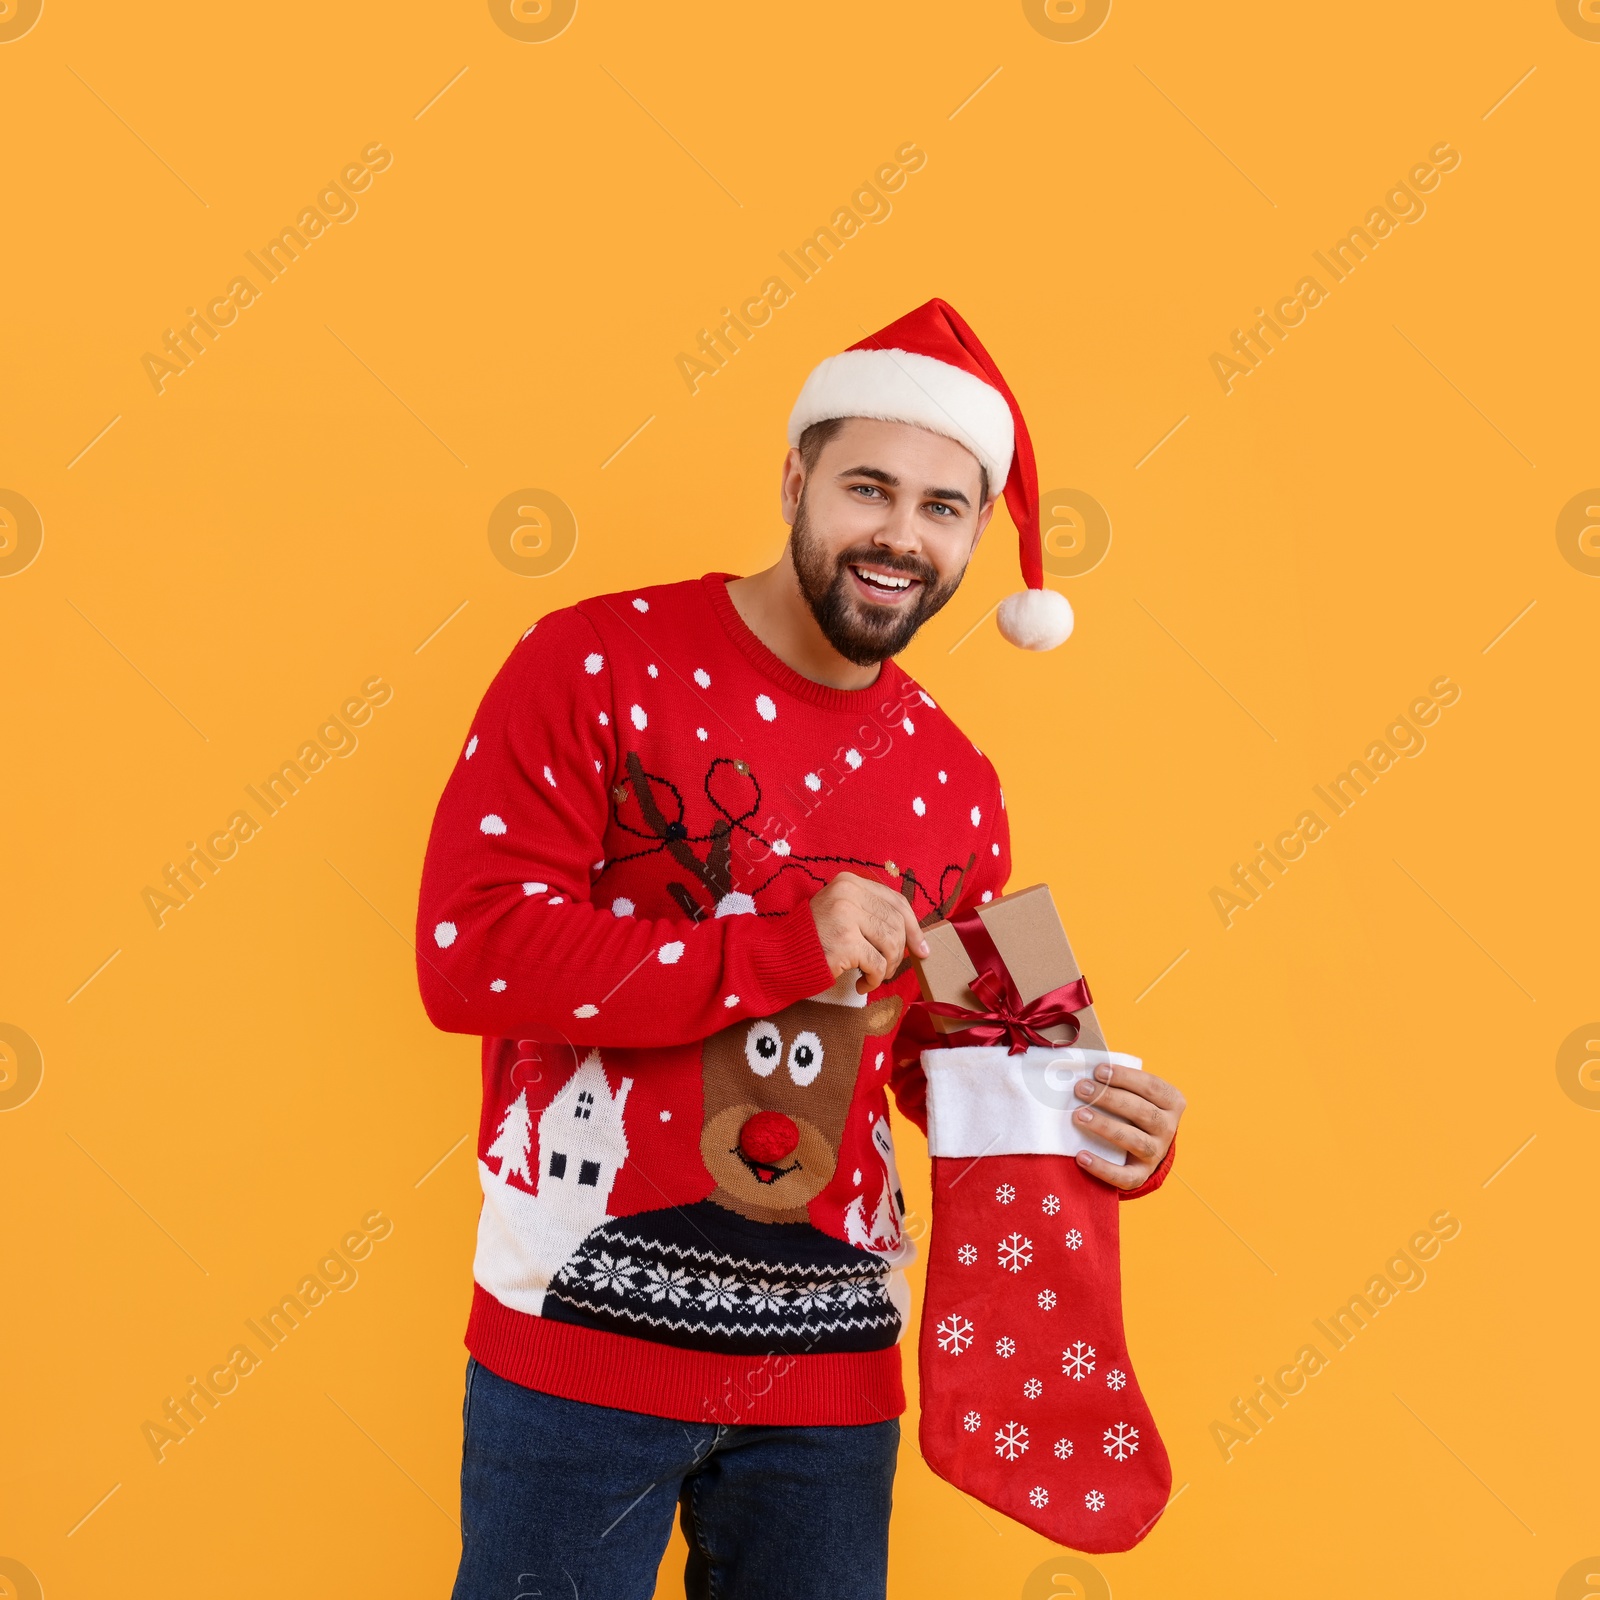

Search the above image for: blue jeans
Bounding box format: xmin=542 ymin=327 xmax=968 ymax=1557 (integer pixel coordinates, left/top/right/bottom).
xmin=450 ymin=1358 xmax=898 ymax=1600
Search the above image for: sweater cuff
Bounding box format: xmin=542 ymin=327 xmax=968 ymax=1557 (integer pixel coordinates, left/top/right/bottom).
xmin=747 ymin=902 xmax=836 ymax=1006
xmin=1120 ymin=1130 xmax=1176 ymax=1200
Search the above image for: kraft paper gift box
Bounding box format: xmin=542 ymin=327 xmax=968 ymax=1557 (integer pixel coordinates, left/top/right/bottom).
xmin=909 ymin=883 xmax=1140 ymax=1165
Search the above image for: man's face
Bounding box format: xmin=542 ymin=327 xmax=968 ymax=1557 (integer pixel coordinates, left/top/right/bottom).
xmin=784 ymin=418 xmax=996 ymax=666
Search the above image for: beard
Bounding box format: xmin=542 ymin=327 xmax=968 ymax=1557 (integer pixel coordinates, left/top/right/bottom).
xmin=789 ymin=491 xmax=967 ymax=666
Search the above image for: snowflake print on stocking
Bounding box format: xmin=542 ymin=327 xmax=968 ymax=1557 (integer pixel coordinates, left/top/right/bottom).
xmin=963 ymin=1411 xmax=982 ymax=1433
xmin=998 ymin=1232 xmax=1033 ymax=1272
xmin=916 ymin=1047 xmax=1172 ymax=1552
xmin=994 ymin=1422 xmax=1029 ymax=1460
xmin=1103 ymin=1423 xmax=1139 ymax=1461
xmin=1062 ymin=1341 xmax=1096 ymax=1381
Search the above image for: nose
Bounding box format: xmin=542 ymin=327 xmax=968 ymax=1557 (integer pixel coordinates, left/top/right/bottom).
xmin=739 ymin=1110 xmax=800 ymax=1166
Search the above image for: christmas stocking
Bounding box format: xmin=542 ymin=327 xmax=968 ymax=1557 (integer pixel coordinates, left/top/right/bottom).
xmin=916 ymin=1045 xmax=1172 ymax=1552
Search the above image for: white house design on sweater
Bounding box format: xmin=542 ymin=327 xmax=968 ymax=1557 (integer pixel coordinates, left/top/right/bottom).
xmin=473 ymin=1050 xmax=634 ymax=1316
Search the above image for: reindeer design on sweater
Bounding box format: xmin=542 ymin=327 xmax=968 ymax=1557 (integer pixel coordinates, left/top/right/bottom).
xmin=538 ymin=972 xmax=909 ymax=1354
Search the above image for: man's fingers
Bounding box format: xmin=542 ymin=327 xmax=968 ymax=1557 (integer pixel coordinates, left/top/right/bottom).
xmin=1091 ymin=1062 xmax=1185 ymax=1114
xmin=852 ymin=933 xmax=888 ymax=992
xmin=896 ymin=895 xmax=929 ymax=959
xmin=1072 ymin=1105 xmax=1164 ymax=1165
xmin=1074 ymin=1149 xmax=1149 ymax=1191
xmin=1074 ymin=1082 xmax=1167 ymax=1134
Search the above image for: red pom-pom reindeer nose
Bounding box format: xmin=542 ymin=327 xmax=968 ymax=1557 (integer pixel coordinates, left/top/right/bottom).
xmin=739 ymin=1111 xmax=800 ymax=1170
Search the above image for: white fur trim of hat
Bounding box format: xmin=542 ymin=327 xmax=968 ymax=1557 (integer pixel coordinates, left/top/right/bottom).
xmin=787 ymin=348 xmax=1015 ymax=493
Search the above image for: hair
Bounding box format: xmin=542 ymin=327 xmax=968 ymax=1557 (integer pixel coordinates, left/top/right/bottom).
xmin=797 ymin=417 xmax=990 ymax=506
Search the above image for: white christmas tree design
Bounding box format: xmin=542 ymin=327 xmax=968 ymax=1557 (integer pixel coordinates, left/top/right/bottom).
xmin=487 ymin=1089 xmax=533 ymax=1185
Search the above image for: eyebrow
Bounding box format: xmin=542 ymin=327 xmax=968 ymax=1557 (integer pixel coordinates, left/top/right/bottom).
xmin=835 ymin=465 xmax=972 ymax=508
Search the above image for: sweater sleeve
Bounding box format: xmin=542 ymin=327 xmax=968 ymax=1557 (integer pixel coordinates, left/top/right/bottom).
xmin=414 ymin=609 xmax=834 ymax=1049
xmin=1118 ymin=1130 xmax=1176 ymax=1199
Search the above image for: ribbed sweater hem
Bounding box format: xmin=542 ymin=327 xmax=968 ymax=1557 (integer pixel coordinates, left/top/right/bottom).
xmin=466 ymin=1284 xmax=907 ymax=1427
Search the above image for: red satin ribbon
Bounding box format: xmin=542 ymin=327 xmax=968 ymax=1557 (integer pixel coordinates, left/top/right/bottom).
xmin=904 ymin=909 xmax=1094 ymax=1056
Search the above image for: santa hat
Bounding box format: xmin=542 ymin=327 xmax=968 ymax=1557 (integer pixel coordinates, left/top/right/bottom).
xmin=787 ymin=298 xmax=1073 ymax=650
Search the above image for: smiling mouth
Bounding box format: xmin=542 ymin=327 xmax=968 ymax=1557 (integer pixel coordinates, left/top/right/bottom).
xmin=848 ymin=564 xmax=923 ymax=604
xmin=732 ymin=1145 xmax=802 ymax=1186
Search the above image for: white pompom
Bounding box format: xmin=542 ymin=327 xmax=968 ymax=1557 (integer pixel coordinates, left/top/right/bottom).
xmin=996 ymin=587 xmax=1074 ymax=650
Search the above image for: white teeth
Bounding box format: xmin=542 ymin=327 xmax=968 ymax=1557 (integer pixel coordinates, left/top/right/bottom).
xmin=853 ymin=566 xmax=913 ymax=591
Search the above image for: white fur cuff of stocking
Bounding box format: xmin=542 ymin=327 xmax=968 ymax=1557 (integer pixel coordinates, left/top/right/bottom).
xmin=923 ymin=1046 xmax=1143 ymax=1164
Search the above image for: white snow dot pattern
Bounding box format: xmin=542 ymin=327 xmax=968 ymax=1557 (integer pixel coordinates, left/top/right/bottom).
xmin=584 ymin=652 xmax=604 ymax=675
xmin=574 ymin=1004 xmax=599 ymax=1018
xmin=756 ymin=694 xmax=777 ymax=722
xmin=902 ymin=717 xmax=915 ymax=734
xmin=937 ymin=770 xmax=948 ymax=783
xmin=548 ymin=896 xmax=564 ymax=906
xmin=598 ymin=711 xmax=610 ymax=726
xmin=696 ymin=727 xmax=708 ymax=741
xmin=544 ymin=766 xmax=557 ymax=787
xmin=611 ymin=897 xmax=634 ymax=917
xmin=971 ymin=806 xmax=982 ymax=826
xmin=723 ymin=994 xmax=739 ymax=1007
xmin=912 ymin=797 xmax=926 ymax=816
xmin=480 ymin=814 xmax=506 ymax=835
xmin=433 ymin=921 xmax=457 ymax=948
xmin=658 ymin=942 xmax=685 ymax=964
xmin=490 ymin=979 xmax=506 ymax=992
xmin=694 ymin=668 xmax=711 ymax=688
xmin=630 ymin=704 xmax=648 ymax=730
xmin=845 ymin=749 xmax=862 ymax=769
xmin=659 ymin=1109 xmax=672 ymax=1122
xmin=464 ymin=735 xmax=478 ymax=759
xmin=632 ymin=598 xmax=649 ymax=612
xmin=523 ymin=882 xmax=547 ymax=896
xmin=804 ymin=773 xmax=822 ymax=791
xmin=647 ymin=664 xmax=659 ymax=678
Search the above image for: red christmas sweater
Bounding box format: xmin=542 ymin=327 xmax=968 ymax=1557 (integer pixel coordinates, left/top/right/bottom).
xmin=415 ymin=573 xmax=1171 ymax=1426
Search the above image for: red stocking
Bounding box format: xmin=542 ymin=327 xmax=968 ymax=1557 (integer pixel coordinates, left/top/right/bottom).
xmin=916 ymin=1045 xmax=1172 ymax=1553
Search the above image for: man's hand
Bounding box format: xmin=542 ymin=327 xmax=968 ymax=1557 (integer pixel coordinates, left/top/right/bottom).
xmin=1071 ymin=1061 xmax=1186 ymax=1191
xmin=809 ymin=871 xmax=929 ymax=994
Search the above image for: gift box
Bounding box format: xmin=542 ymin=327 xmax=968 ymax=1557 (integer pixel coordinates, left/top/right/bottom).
xmin=913 ymin=882 xmax=1107 ymax=1050
xmin=908 ymin=883 xmax=1139 ymax=1166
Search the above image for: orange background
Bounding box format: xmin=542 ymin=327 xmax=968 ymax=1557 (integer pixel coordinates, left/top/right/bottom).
xmin=2 ymin=2 xmax=1596 ymax=1597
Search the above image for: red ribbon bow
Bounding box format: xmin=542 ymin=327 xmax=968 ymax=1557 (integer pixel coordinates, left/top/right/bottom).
xmin=903 ymin=909 xmax=1094 ymax=1056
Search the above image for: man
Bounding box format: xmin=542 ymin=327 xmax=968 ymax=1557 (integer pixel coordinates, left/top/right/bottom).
xmin=416 ymin=300 xmax=1185 ymax=1599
